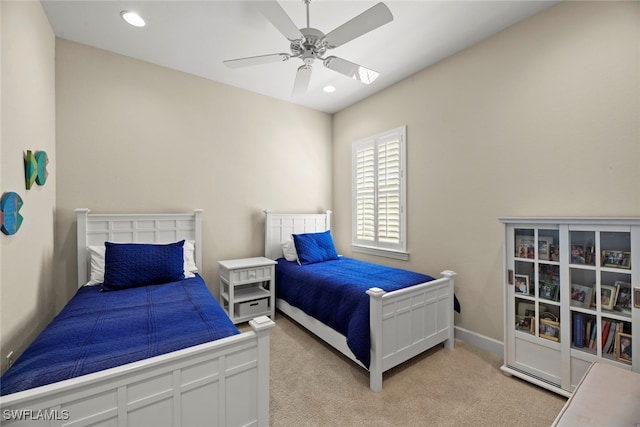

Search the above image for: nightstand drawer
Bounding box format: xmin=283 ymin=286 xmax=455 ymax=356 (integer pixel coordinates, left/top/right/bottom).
xmin=227 ymin=266 xmax=272 ymax=284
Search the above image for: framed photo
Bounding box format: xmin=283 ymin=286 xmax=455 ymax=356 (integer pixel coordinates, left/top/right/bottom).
xmin=613 ymin=281 xmax=631 ymax=312
xmin=517 ymin=302 xmax=546 ymax=318
xmin=570 ymin=283 xmax=593 ymax=309
xmin=615 ymin=332 xmax=632 ymax=364
xmin=514 ymin=274 xmax=530 ymax=295
xmin=601 ymin=284 xmax=617 ymax=311
xmin=571 ymin=244 xmax=586 ymax=264
xmin=549 ymin=244 xmax=560 ymax=262
xmin=602 ymin=250 xmax=631 ymax=269
xmin=538 ymin=236 xmax=553 ymax=261
xmin=539 ymin=281 xmax=560 ymax=302
xmin=516 ymin=235 xmax=535 ymax=259
xmin=515 ymin=315 xmax=532 ymax=332
xmin=539 ymin=318 xmax=560 ymax=342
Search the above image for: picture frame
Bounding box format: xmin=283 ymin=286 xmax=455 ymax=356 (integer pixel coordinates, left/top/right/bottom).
xmin=515 ymin=315 xmax=532 ymax=332
xmin=613 ymin=281 xmax=631 ymax=313
xmin=537 ymin=236 xmax=553 ymax=261
xmin=570 ymin=244 xmax=586 ymax=265
xmin=517 ymin=302 xmax=546 ymax=318
xmin=601 ymin=284 xmax=617 ymax=311
xmin=517 ymin=302 xmax=536 ymax=318
xmin=514 ymin=274 xmax=530 ymax=295
xmin=516 ymin=235 xmax=535 ymax=259
xmin=602 ymin=250 xmax=631 ymax=269
xmin=539 ymin=317 xmax=560 ymax=342
xmin=615 ymin=332 xmax=632 ymax=364
xmin=570 ymin=283 xmax=593 ymax=309
xmin=530 ymin=316 xmax=536 ymax=334
xmin=539 ymin=281 xmax=560 ymax=302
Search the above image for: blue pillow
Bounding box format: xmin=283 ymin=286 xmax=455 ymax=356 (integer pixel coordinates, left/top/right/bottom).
xmin=292 ymin=230 xmax=339 ymax=265
xmin=102 ymin=241 xmax=185 ymax=291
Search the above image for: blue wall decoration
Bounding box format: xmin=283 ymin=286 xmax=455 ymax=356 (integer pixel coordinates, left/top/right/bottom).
xmin=0 ymin=192 xmax=24 ymax=235
xmin=25 ymin=150 xmax=49 ymax=189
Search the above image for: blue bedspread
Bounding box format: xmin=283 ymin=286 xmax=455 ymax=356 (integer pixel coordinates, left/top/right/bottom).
xmin=1 ymin=275 xmax=239 ymax=396
xmin=276 ymin=257 xmax=445 ymax=368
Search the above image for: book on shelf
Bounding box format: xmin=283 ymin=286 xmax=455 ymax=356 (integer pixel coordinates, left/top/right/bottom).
xmin=601 ymin=321 xmax=611 ymax=349
xmin=573 ymin=313 xmax=585 ymax=348
xmin=588 ymin=321 xmax=598 ymax=349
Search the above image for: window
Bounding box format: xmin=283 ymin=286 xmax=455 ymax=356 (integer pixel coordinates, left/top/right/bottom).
xmin=352 ymin=126 xmax=407 ymax=260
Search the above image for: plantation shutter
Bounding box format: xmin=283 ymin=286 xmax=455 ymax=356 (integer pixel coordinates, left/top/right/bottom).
xmin=355 ymin=145 xmax=376 ymax=241
xmin=352 ymin=127 xmax=405 ymax=254
xmin=377 ymin=139 xmax=401 ymax=244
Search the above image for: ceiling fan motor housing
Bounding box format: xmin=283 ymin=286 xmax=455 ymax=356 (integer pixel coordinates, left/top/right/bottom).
xmin=291 ymin=27 xmax=327 ymax=64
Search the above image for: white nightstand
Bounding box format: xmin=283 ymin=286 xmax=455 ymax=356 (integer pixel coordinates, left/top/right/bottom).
xmin=218 ymin=257 xmax=277 ymax=324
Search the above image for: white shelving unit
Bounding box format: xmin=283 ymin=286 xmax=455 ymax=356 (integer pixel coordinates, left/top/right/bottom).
xmin=219 ymin=257 xmax=277 ymax=324
xmin=500 ymin=217 xmax=639 ymax=396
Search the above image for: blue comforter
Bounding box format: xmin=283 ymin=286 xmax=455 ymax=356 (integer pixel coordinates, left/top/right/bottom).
xmin=276 ymin=257 xmax=445 ymax=368
xmin=1 ymin=275 xmax=239 ymax=396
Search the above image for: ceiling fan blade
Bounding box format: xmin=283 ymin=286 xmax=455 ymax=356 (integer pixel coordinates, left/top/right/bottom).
xmin=323 ymin=56 xmax=379 ymax=84
xmin=223 ymin=53 xmax=290 ymax=68
xmin=255 ymin=0 xmax=304 ymax=42
xmin=292 ymin=65 xmax=312 ymax=96
xmin=323 ymin=2 xmax=393 ymax=49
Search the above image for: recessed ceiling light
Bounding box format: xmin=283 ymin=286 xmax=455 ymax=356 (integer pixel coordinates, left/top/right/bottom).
xmin=323 ymin=85 xmax=336 ymax=93
xmin=120 ymin=10 xmax=146 ymax=27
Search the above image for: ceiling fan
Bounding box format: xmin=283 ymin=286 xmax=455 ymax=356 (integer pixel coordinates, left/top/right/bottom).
xmin=223 ymin=0 xmax=393 ymax=96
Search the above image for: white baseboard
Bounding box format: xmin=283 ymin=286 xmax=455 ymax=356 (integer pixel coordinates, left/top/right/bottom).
xmin=454 ymin=326 xmax=503 ymax=357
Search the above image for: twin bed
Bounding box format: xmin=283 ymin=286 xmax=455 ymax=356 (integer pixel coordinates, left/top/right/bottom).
xmin=0 ymin=209 xmax=273 ymax=427
xmin=0 ymin=208 xmax=456 ymax=426
xmin=264 ymin=210 xmax=457 ymax=392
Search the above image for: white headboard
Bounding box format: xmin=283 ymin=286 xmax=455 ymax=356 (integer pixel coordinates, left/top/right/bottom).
xmin=264 ymin=210 xmax=332 ymax=260
xmin=75 ymin=208 xmax=203 ymax=289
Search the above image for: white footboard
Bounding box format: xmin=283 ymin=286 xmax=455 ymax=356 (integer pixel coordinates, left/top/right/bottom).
xmin=276 ymin=270 xmax=456 ymax=392
xmin=368 ymin=270 xmax=456 ymax=392
xmin=0 ymin=316 xmax=274 ymax=427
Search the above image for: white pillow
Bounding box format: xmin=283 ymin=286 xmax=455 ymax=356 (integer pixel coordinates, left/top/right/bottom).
xmin=85 ymin=240 xmax=198 ymax=285
xmin=87 ymin=245 xmax=106 ymax=286
xmin=281 ymin=240 xmax=298 ymax=262
xmin=183 ymin=240 xmax=198 ymax=278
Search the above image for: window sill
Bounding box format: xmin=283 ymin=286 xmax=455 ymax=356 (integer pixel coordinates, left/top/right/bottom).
xmin=351 ymin=245 xmax=409 ymax=261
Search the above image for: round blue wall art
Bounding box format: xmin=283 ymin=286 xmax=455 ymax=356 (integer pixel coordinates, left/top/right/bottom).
xmin=0 ymin=192 xmax=24 ymax=235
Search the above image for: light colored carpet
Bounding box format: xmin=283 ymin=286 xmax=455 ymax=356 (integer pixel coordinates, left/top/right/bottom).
xmin=262 ymin=313 xmax=567 ymax=427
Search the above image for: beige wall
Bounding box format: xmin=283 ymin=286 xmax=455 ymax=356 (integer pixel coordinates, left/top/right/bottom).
xmin=54 ymin=39 xmax=332 ymax=306
xmin=1 ymin=1 xmax=56 ymax=373
xmin=332 ymin=1 xmax=640 ymax=341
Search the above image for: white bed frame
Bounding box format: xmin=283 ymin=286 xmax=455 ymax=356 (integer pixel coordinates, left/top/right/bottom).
xmin=0 ymin=209 xmax=274 ymax=427
xmin=264 ymin=210 xmax=456 ymax=392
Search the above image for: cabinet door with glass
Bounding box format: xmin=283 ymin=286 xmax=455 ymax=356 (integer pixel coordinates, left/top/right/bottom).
xmin=568 ymin=225 xmax=635 ymax=387
xmin=505 ymin=224 xmax=563 ymax=390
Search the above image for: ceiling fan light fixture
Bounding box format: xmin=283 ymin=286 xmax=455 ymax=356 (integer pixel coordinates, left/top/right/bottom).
xmin=120 ymin=11 xmax=146 ymax=27
xmin=357 ymin=68 xmax=379 ymax=85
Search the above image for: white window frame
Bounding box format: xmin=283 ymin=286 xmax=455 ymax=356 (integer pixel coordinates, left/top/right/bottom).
xmin=351 ymin=126 xmax=408 ymax=261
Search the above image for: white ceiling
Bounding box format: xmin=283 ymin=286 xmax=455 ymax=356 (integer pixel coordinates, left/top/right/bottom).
xmin=41 ymin=0 xmax=557 ymax=114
